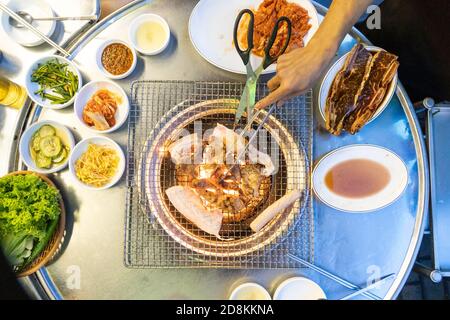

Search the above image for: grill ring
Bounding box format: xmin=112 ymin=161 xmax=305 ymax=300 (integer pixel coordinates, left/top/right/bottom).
xmin=138 ymin=99 xmax=307 ymax=258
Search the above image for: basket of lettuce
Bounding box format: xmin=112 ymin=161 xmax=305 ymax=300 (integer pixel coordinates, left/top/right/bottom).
xmin=0 ymin=171 xmax=65 ymax=276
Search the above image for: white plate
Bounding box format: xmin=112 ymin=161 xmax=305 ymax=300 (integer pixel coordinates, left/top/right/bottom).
xmin=318 ymin=46 xmax=398 ymax=126
xmin=68 ymin=136 xmax=126 ymax=190
xmin=273 ymin=277 xmax=326 ymax=300
xmin=312 ymin=145 xmax=408 ymax=213
xmin=1 ymin=0 xmax=56 ymax=47
xmin=19 ymin=120 xmax=75 ymax=174
xmin=95 ymin=39 xmax=137 ymax=79
xmin=229 ymin=282 xmax=272 ymax=300
xmin=25 ymin=55 xmax=82 ymax=109
xmin=189 ymin=0 xmax=319 ymax=74
xmin=74 ymin=80 xmax=129 ymax=133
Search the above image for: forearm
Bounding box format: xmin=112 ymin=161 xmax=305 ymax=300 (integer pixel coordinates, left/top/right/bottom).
xmin=255 ymin=0 xmax=376 ymax=109
xmin=309 ymin=0 xmax=374 ymax=63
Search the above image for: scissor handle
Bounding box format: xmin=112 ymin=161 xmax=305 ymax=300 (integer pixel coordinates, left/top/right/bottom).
xmin=263 ymin=16 xmax=292 ymax=69
xmin=233 ymin=9 xmax=254 ymax=65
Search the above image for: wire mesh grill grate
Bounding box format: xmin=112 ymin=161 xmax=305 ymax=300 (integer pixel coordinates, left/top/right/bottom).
xmin=125 ymin=81 xmax=313 ymax=268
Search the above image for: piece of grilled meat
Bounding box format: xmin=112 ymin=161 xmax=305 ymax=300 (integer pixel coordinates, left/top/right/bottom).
xmin=343 ymin=50 xmax=399 ymax=134
xmin=325 ymin=44 xmax=372 ymax=135
xmin=325 ymin=44 xmax=399 ymax=135
xmin=176 ymin=164 xmax=271 ymax=223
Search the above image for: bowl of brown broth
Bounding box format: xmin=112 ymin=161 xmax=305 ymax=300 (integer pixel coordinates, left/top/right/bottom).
xmin=312 ymin=145 xmax=408 ymax=212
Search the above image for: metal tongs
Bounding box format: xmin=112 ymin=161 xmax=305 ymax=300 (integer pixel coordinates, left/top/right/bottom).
xmin=217 ymin=11 xmax=291 ymax=181
xmin=233 ymin=9 xmax=292 ymax=129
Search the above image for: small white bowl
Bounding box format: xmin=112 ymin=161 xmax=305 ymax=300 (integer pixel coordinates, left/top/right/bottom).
xmin=1 ymin=0 xmax=56 ymax=47
xmin=74 ymin=80 xmax=129 ymax=134
xmin=273 ymin=277 xmax=326 ymax=300
xmin=318 ymin=46 xmax=398 ymax=127
xmin=95 ymin=39 xmax=137 ymax=79
xmin=229 ymin=282 xmax=271 ymax=300
xmin=25 ymin=55 xmax=82 ymax=109
xmin=19 ymin=120 xmax=75 ymax=174
xmin=312 ymin=145 xmax=408 ymax=213
xmin=69 ymin=136 xmax=125 ymax=190
xmin=128 ymin=14 xmax=170 ymax=55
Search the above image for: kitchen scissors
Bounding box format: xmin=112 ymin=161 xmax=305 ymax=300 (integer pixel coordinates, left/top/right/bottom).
xmin=233 ymin=9 xmax=292 ymax=126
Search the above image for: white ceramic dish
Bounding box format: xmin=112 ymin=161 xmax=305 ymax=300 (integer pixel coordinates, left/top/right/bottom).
xmin=273 ymin=277 xmax=326 ymax=300
xmin=189 ymin=0 xmax=319 ymax=75
xmin=128 ymin=14 xmax=171 ymax=55
xmin=229 ymin=282 xmax=272 ymax=300
xmin=19 ymin=120 xmax=75 ymax=174
xmin=68 ymin=136 xmax=126 ymax=190
xmin=74 ymin=80 xmax=129 ymax=133
xmin=312 ymin=145 xmax=408 ymax=213
xmin=1 ymin=0 xmax=56 ymax=47
xmin=318 ymin=46 xmax=398 ymax=126
xmin=25 ymin=55 xmax=82 ymax=109
xmin=95 ymin=39 xmax=137 ymax=79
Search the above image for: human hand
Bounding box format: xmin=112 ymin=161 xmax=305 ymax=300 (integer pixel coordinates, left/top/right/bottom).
xmin=255 ymin=40 xmax=335 ymax=109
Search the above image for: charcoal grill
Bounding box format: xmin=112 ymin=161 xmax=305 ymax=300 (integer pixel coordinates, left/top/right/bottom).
xmin=126 ymin=81 xmax=313 ymax=268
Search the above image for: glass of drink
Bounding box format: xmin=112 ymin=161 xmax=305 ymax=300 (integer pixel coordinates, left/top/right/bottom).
xmin=0 ymin=75 xmax=28 ymax=109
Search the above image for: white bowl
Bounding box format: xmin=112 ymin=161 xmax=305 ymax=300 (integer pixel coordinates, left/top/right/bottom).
xmin=74 ymin=80 xmax=129 ymax=134
xmin=273 ymin=277 xmax=326 ymax=300
xmin=68 ymin=136 xmax=126 ymax=190
xmin=318 ymin=46 xmax=398 ymax=126
xmin=128 ymin=14 xmax=170 ymax=55
xmin=19 ymin=120 xmax=75 ymax=174
xmin=312 ymin=145 xmax=408 ymax=213
xmin=1 ymin=0 xmax=56 ymax=47
xmin=25 ymin=55 xmax=82 ymax=109
xmin=95 ymin=39 xmax=137 ymax=79
xmin=229 ymin=282 xmax=271 ymax=300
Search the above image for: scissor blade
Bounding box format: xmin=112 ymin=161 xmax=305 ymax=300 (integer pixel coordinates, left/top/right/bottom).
xmin=235 ymin=85 xmax=250 ymax=126
xmin=246 ymin=80 xmax=257 ymax=125
xmin=235 ymin=63 xmax=257 ymax=125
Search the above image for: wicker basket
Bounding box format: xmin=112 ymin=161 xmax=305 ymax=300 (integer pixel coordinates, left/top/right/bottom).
xmin=4 ymin=171 xmax=66 ymax=277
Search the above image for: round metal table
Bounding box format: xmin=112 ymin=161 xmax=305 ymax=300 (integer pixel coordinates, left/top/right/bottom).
xmin=6 ymin=0 xmax=428 ymax=300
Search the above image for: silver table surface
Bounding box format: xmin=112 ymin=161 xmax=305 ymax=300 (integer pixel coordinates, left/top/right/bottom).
xmin=0 ymin=0 xmax=428 ymax=300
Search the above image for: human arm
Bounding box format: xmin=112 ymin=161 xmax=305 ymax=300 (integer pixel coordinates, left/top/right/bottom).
xmin=255 ymin=0 xmax=375 ymax=109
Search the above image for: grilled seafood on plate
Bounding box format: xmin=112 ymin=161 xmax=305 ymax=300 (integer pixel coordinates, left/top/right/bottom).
xmin=165 ymin=123 xmax=299 ymax=236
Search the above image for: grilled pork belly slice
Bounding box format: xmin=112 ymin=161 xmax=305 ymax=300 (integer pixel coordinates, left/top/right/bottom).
xmin=176 ymin=163 xmax=271 ymax=223
xmin=325 ymin=44 xmax=372 ymax=135
xmin=208 ymin=124 xmax=276 ymax=176
xmin=165 ymin=186 xmax=223 ymax=236
xmin=168 ymin=133 xmax=202 ymax=165
xmin=344 ymin=51 xmax=399 ymax=134
xmin=168 ymin=123 xmax=275 ymax=226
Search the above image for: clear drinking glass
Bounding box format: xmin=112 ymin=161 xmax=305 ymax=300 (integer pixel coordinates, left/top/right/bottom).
xmin=0 ymin=75 xmax=28 ymax=109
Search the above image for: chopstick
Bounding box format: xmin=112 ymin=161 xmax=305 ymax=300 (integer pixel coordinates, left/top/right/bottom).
xmin=340 ymin=273 xmax=396 ymax=300
xmin=287 ymin=254 xmax=383 ymax=300
xmin=0 ymin=3 xmax=72 ymax=58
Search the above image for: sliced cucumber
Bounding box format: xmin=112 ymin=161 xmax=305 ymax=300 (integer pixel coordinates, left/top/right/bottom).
xmin=38 ymin=125 xmax=56 ymax=138
xmin=39 ymin=136 xmax=62 ymax=158
xmin=31 ymin=134 xmax=41 ymax=151
xmin=52 ymin=148 xmax=67 ymax=164
xmin=36 ymin=153 xmax=52 ymax=169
